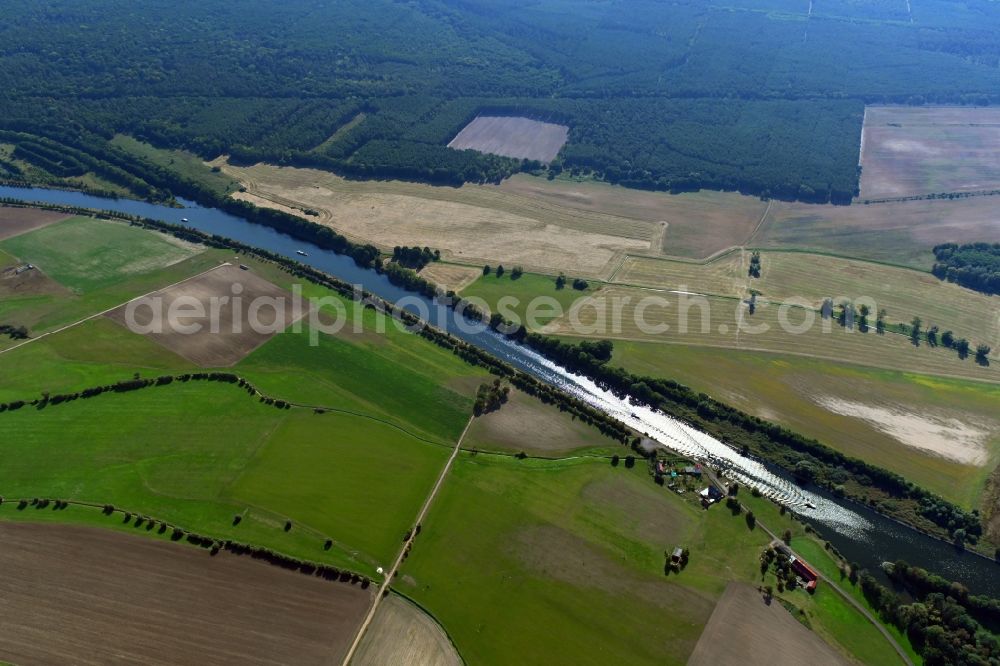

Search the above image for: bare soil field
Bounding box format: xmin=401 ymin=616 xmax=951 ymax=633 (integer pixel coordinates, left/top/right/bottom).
xmin=106 ymin=263 xmax=309 ymax=366
xmin=0 ymin=207 xmax=71 ymax=241
xmin=353 ymin=593 xmax=462 ymax=666
xmin=860 ymin=106 xmax=1000 ymax=199
xmin=687 ymin=582 xmax=849 ymax=666
xmin=758 ymin=196 xmax=1000 ymax=269
xmin=419 ymin=262 xmax=484 ymax=292
xmin=448 ymin=115 xmax=569 ymax=163
xmin=0 ymin=259 xmax=67 ymax=299
xmin=0 ymin=522 xmax=370 ymax=666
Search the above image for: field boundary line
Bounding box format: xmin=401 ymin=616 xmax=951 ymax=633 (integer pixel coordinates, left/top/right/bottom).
xmin=0 ymin=262 xmax=231 ymax=357
xmin=341 ymin=415 xmax=475 ymax=666
xmin=744 ymin=197 xmax=772 ymax=246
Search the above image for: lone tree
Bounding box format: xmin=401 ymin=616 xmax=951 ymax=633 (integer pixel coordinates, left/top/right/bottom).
xmin=975 ymin=343 xmax=991 ymax=365
xmin=482 ymin=264 xmax=491 ymax=275
xmin=746 ymin=511 xmax=756 ymax=530
xmin=942 ymin=330 xmax=955 ymax=347
xmin=955 ymin=337 xmax=971 ymax=359
xmin=511 ymin=266 xmax=523 ymax=280
xmin=496 ymin=264 xmax=505 ymax=278
xmin=782 ymin=529 xmax=792 ymax=545
xmin=910 ymin=316 xmax=922 ymax=346
xmin=876 ymin=308 xmax=887 ymax=335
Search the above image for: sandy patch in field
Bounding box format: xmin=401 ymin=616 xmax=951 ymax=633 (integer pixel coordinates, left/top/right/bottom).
xmin=234 ymin=188 xmax=648 ymax=277
xmin=0 ymin=207 xmax=71 ymax=240
xmin=688 ymin=583 xmax=849 ymax=666
xmin=106 ymin=263 xmax=309 ymax=367
xmin=448 ymin=115 xmax=568 ymax=163
xmin=815 ymin=395 xmax=991 ymax=465
xmin=860 ymin=106 xmax=1000 ymax=199
xmin=512 ymin=523 xmax=713 ymax=614
xmin=0 ymin=522 xmax=370 ymax=666
xmin=465 ymin=389 xmax=616 ymax=454
xmin=353 ymin=593 xmax=461 ymax=666
xmin=419 ymin=263 xmax=483 ymax=292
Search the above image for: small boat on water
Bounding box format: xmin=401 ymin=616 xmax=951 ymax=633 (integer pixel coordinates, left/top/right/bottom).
xmin=181 ymin=217 xmax=189 ymax=223
xmin=296 ymin=250 xmax=308 ymax=256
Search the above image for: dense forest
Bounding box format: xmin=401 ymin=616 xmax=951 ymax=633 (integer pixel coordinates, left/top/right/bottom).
xmin=3 ymin=0 xmax=1000 ymax=200
xmin=932 ymin=243 xmax=1000 ymax=295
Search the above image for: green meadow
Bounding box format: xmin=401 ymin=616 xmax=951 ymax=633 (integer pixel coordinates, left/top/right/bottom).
xmin=0 ymin=216 xmax=201 ymax=293
xmin=397 ymin=453 xmax=903 ymax=665
xmin=461 ymin=271 xmax=588 ymax=327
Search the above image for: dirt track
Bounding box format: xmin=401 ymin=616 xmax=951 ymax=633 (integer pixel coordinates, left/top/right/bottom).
xmin=0 ymin=207 xmax=71 ymax=241
xmin=687 ymin=582 xmax=849 ymax=666
xmin=0 ymin=522 xmax=371 ymax=666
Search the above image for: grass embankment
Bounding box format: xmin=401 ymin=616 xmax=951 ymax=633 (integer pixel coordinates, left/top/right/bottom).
xmin=610 ymin=342 xmax=1000 ymax=509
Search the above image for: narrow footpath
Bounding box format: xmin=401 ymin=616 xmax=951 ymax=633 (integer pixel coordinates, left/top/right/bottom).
xmin=340 ymin=415 xmax=475 ymax=666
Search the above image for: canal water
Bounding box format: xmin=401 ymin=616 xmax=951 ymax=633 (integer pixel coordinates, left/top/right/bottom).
xmin=2 ymin=184 xmax=996 ymax=595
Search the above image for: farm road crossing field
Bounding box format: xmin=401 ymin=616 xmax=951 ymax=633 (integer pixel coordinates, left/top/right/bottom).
xmin=0 ymin=522 xmax=370 ymax=666
xmin=447 ymin=115 xmax=569 ymax=163
xmin=860 ymin=106 xmax=1000 ymax=199
xmin=105 ymin=263 xmax=310 ymax=366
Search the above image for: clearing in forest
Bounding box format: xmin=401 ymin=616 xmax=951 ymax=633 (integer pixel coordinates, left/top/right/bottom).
xmin=447 ymin=116 xmax=568 ymax=163
xmin=859 ymin=106 xmax=1000 ymax=199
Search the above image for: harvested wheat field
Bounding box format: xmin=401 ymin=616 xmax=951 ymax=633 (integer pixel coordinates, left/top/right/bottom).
xmin=448 ymin=115 xmax=568 ymax=163
xmin=759 ymin=196 xmax=1000 ymax=268
xmin=860 ymin=106 xmax=1000 ymax=199
xmin=106 ymin=263 xmax=309 ymax=366
xmin=0 ymin=522 xmax=370 ymax=666
xmin=219 ymin=162 xmax=769 ymax=276
xmin=353 ymin=593 xmax=461 ymax=666
xmin=419 ymin=262 xmax=484 ymax=292
xmin=0 ymin=207 xmax=71 ymax=241
xmin=224 ymin=163 xmax=653 ymax=278
xmin=498 ymin=176 xmax=768 ymax=259
xmin=545 ymin=286 xmax=999 ymax=380
xmin=687 ymin=583 xmax=848 ymax=666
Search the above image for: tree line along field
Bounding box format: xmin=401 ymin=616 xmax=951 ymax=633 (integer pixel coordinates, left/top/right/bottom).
xmin=7 ymin=0 xmax=1000 ymax=202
